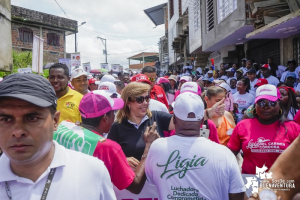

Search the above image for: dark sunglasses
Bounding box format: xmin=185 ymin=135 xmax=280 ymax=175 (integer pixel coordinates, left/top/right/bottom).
xmin=257 ymin=100 xmax=278 ymax=107
xmin=129 ymin=95 xmax=151 ymax=104
xmin=148 ymin=77 xmax=157 ymax=82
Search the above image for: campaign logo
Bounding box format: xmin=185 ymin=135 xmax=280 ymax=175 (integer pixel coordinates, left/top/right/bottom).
xmin=246 ymin=137 xmax=285 ymax=153
xmin=136 ymin=76 xmax=147 ymax=82
xmin=259 ymin=89 xmax=272 ymax=93
xmin=99 ymin=86 xmax=109 ymax=90
xmin=66 ymin=102 xmax=75 ymax=109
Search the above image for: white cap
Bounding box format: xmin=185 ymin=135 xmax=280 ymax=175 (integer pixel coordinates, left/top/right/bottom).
xmin=87 ymin=74 xmax=93 ymax=80
xmin=180 ymin=82 xmax=201 ymax=95
xmin=255 ymin=84 xmax=280 ymax=103
xmin=112 ymin=74 xmax=118 ymax=78
xmin=173 ymin=92 xmax=204 ymax=121
xmin=96 ymin=74 xmax=115 ymax=85
xmin=207 ymin=70 xmax=213 ymax=74
xmin=98 ymin=81 xmax=119 ymax=96
xmin=179 ymin=76 xmax=191 ymax=82
xmin=70 ymin=68 xmax=87 ymax=81
xmin=219 ymin=82 xmax=231 ymax=92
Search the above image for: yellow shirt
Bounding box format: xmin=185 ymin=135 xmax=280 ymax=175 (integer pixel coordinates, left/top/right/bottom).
xmin=57 ymin=88 xmax=83 ymax=124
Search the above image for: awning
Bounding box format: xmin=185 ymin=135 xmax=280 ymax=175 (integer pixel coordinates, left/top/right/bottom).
xmin=144 ymin=3 xmax=167 ymax=26
xmin=246 ymin=11 xmax=300 ymax=39
xmin=127 ymin=52 xmax=159 ymax=62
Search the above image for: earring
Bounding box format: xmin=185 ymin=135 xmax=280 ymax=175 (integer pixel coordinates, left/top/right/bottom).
xmin=278 ymin=109 xmax=283 ymax=116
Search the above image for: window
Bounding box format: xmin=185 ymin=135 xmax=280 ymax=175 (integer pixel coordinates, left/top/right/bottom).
xmin=47 ymin=33 xmax=60 ymax=46
xmin=18 ymin=28 xmax=33 ymax=43
xmin=217 ymin=0 xmax=237 ymax=23
xmin=169 ymin=0 xmax=174 ymax=19
xmin=206 ymin=0 xmax=214 ymax=32
xmin=294 ymin=37 xmax=300 ymax=65
xmin=194 ymin=0 xmax=200 ymax=32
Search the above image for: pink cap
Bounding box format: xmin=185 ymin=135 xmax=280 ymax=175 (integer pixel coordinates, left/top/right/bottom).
xmin=179 ymin=76 xmax=191 ymax=82
xmin=131 ymin=74 xmax=151 ymax=85
xmin=255 ymin=84 xmax=280 ymax=103
xmin=157 ymin=77 xmax=170 ymax=84
xmin=180 ymin=82 xmax=201 ymax=95
xmin=79 ymin=90 xmax=124 ymax=118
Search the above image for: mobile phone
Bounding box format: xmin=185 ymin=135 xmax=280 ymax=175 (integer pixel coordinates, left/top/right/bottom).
xmin=200 ymin=125 xmax=210 ymax=139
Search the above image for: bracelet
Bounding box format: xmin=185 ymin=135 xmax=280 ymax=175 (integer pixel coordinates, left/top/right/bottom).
xmin=141 ymin=154 xmax=147 ymax=159
xmin=206 ymin=110 xmax=211 ymax=119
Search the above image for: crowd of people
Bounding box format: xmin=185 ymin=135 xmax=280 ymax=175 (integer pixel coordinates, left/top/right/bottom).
xmin=0 ymin=58 xmax=300 ymax=200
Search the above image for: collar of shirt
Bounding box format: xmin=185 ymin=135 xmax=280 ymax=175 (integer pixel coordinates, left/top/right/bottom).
xmin=128 ymin=115 xmax=149 ymax=129
xmin=0 ymin=141 xmax=66 ymax=183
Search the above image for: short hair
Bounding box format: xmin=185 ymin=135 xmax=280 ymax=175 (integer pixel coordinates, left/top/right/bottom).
xmin=117 ymin=72 xmax=123 ymax=77
xmin=49 ymin=63 xmax=69 ymax=77
xmin=81 ymin=111 xmax=113 ymax=127
xmin=114 ymin=81 xmax=125 ymax=90
xmin=48 ymin=106 xmax=57 ymax=116
xmin=142 ymin=66 xmax=156 ymax=74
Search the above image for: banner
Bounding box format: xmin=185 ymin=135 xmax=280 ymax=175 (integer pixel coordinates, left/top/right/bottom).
xmin=113 ymin=181 xmax=159 ymax=200
xmin=111 ymin=64 xmax=120 ymax=72
xmin=71 ymin=53 xmax=81 ymax=67
xmin=119 ymin=65 xmax=123 ymax=72
xmin=101 ymin=63 xmax=109 ymax=69
xmin=18 ymin=68 xmax=32 ymax=74
xmin=59 ymin=58 xmax=71 ymax=75
xmin=82 ymin=62 xmax=91 ymax=73
xmin=32 ymin=35 xmax=44 ymax=73
xmin=53 ymin=121 xmax=105 ymax=156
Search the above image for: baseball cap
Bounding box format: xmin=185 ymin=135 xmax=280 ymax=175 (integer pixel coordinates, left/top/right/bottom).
xmin=219 ymin=82 xmax=231 ymax=92
xmin=96 ymin=74 xmax=115 ymax=85
xmin=180 ymin=82 xmax=201 ymax=95
xmin=261 ymin=64 xmax=271 ymax=70
xmin=242 ymin=58 xmax=247 ymax=61
xmin=207 ymin=70 xmax=213 ymax=74
xmin=287 ymin=59 xmax=297 ymax=65
xmin=247 ymin=68 xmax=256 ymax=74
xmin=0 ymin=73 xmax=57 ymax=108
xmin=168 ymin=75 xmax=177 ymax=83
xmin=70 ymin=68 xmax=87 ymax=81
xmin=131 ymin=74 xmax=151 ymax=85
xmin=255 ymin=84 xmax=280 ymax=103
xmin=112 ymin=74 xmax=118 ymax=78
xmin=202 ymin=77 xmax=214 ymax=82
xmin=179 ymin=76 xmax=190 ymax=82
xmin=236 ymin=69 xmax=244 ymax=74
xmin=226 ymin=68 xmax=233 ymax=72
xmin=254 ymin=78 xmax=268 ymax=88
xmin=89 ymin=78 xmax=97 ymax=85
xmin=79 ymin=90 xmax=124 ymax=118
xmin=285 ymin=72 xmax=296 ymax=79
xmin=157 ymin=77 xmax=170 ymax=84
xmin=173 ymin=92 xmax=204 ymax=121
xmin=98 ymin=81 xmax=119 ymax=97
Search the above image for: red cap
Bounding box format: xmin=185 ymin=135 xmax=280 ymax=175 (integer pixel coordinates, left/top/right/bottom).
xmin=89 ymin=78 xmax=97 ymax=85
xmin=254 ymin=78 xmax=268 ymax=88
xmin=131 ymin=74 xmax=151 ymax=85
xmin=261 ymin=64 xmax=271 ymax=70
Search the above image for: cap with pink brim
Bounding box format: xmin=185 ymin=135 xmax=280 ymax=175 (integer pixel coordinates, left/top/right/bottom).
xmin=255 ymin=84 xmax=280 ymax=103
xmin=79 ymin=90 xmax=124 ymax=118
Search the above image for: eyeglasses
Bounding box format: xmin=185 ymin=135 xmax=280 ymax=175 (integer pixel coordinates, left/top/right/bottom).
xmin=129 ymin=95 xmax=151 ymax=104
xmin=257 ymin=100 xmax=278 ymax=107
xmin=148 ymin=77 xmax=157 ymax=82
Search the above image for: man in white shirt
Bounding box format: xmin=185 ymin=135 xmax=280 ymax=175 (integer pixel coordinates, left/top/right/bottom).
xmin=247 ymin=68 xmax=258 ymax=91
xmin=145 ymin=92 xmax=245 ymax=200
xmin=261 ymin=64 xmax=280 ymax=87
xmin=240 ymin=58 xmax=248 ymax=73
xmin=282 ymin=59 xmax=299 ymax=82
xmin=0 ymin=73 xmax=116 ymax=200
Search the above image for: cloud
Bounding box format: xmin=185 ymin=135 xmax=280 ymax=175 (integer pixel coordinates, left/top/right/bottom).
xmin=12 ymin=0 xmax=166 ymax=70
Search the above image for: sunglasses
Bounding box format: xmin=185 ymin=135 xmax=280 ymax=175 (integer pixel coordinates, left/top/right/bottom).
xmin=148 ymin=77 xmax=157 ymax=82
xmin=257 ymin=100 xmax=278 ymax=107
xmin=129 ymin=95 xmax=151 ymax=104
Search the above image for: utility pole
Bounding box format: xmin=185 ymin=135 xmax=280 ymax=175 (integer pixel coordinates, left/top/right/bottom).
xmin=97 ymin=37 xmax=107 ymax=64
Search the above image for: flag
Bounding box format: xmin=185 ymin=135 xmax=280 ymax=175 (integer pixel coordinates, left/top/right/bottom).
xmin=32 ymin=35 xmax=44 ymax=73
xmin=210 ymin=58 xmax=215 ymax=70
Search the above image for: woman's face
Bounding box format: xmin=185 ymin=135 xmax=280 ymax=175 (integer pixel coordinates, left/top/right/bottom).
xmin=237 ymin=81 xmax=246 ymax=93
xmin=127 ymin=91 xmax=150 ymax=118
xmin=279 ymin=89 xmax=288 ymax=106
xmin=232 ymin=64 xmax=237 ymax=70
xmin=205 ymin=92 xmax=225 ymax=108
xmin=256 ymin=99 xmax=280 ymax=121
xmin=170 ymin=79 xmax=176 ymax=86
xmin=178 ymin=80 xmax=186 ymax=90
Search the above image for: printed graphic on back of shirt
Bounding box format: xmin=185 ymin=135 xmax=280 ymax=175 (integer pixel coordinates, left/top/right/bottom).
xmin=246 ymin=137 xmax=285 ymax=153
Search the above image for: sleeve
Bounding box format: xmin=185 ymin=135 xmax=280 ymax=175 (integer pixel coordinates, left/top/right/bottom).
xmin=280 ymin=72 xmax=286 ymax=82
xmin=155 ymin=111 xmax=173 ymax=131
xmin=111 ymin=147 xmax=135 ymax=190
xmin=107 ymin=122 xmax=119 ymax=142
xmin=229 ymin=93 xmax=234 ymax=112
xmin=227 ymin=125 xmax=242 ymax=152
xmin=228 ymin=151 xmax=246 ymax=193
xmin=207 ymin=120 xmax=220 ymax=144
xmin=99 ymin=163 xmax=117 ymax=200
xmin=145 ymin=142 xmax=156 ymax=185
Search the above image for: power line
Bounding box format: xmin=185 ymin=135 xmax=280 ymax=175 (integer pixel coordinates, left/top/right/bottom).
xmin=108 ymin=47 xmax=157 ymax=56
xmin=54 ymin=0 xmax=70 ymax=19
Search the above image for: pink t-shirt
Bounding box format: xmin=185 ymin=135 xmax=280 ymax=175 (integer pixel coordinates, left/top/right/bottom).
xmin=201 ymin=120 xmax=220 ymax=144
xmin=228 ymin=118 xmax=300 ymax=174
xmin=225 ymin=92 xmax=234 ymax=112
xmin=92 ymin=131 xmax=135 ymax=190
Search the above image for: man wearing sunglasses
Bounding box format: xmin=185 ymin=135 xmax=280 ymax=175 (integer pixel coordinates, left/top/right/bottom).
xmin=142 ymin=66 xmax=169 ymax=109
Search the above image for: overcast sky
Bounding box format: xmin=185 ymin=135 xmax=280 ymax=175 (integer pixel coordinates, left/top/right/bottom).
xmin=12 ymin=0 xmax=166 ymax=69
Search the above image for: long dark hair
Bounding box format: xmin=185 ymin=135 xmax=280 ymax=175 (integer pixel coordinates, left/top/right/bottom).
xmin=160 ymin=82 xmax=175 ymax=95
xmin=279 ymin=87 xmax=299 ymax=119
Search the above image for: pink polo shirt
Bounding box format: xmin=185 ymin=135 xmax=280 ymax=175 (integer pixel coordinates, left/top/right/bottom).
xmin=228 ymin=118 xmax=300 ymax=174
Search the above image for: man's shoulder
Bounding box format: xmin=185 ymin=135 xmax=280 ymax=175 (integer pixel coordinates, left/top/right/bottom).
xmin=95 ymin=138 xmax=122 ymax=155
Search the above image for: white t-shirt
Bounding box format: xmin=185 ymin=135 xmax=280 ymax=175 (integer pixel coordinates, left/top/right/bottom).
xmin=294 ymin=66 xmax=300 ymax=77
xmin=145 ymin=136 xmax=245 ymax=200
xmin=280 ymin=71 xmax=299 ymax=82
xmin=265 ymin=75 xmax=280 ymax=87
xmin=250 ymin=79 xmax=258 ymax=91
xmin=149 ymin=99 xmax=169 ymax=113
xmin=233 ymin=92 xmax=255 ymax=122
xmin=287 ymin=109 xmax=299 ymax=120
xmin=220 ymin=75 xmax=228 ymax=80
xmin=0 ymin=141 xmax=116 ymax=200
xmin=230 ymin=88 xmax=237 ymax=94
xmin=295 ymin=83 xmax=300 ymax=93
xmin=196 ymin=67 xmax=203 ymax=74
